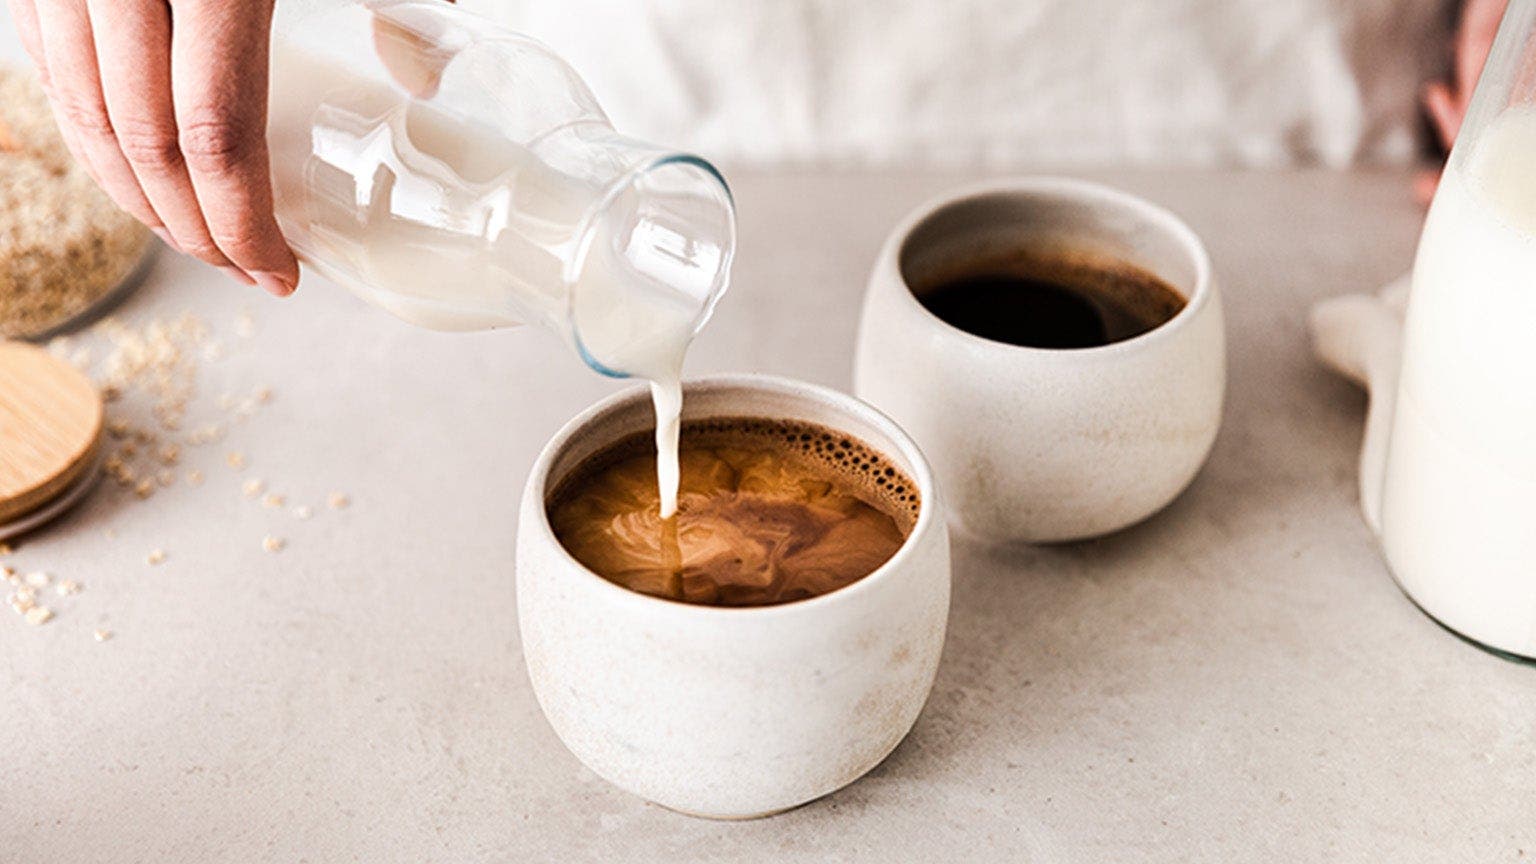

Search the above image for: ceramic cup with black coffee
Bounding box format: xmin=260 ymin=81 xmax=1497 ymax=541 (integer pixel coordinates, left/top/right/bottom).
xmin=854 ymin=177 xmax=1225 ymax=543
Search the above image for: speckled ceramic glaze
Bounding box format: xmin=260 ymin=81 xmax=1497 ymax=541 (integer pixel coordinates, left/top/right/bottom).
xmin=516 ymin=375 xmax=950 ymax=819
xmin=854 ymin=177 xmax=1225 ymax=543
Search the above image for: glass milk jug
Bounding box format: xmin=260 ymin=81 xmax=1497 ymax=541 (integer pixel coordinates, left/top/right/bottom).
xmin=1377 ymin=0 xmax=1536 ymax=659
xmin=266 ymin=0 xmax=735 ymax=378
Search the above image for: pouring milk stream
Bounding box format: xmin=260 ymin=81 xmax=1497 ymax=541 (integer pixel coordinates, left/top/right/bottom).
xmin=265 ymin=0 xmax=734 ymax=517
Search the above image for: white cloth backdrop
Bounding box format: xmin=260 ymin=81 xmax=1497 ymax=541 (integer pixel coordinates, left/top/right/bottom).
xmin=0 ymin=1 xmax=1457 ymax=168
xmin=467 ymin=0 xmax=1454 ymax=168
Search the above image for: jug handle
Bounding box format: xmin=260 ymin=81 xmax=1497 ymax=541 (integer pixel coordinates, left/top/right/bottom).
xmin=1308 ymin=274 xmax=1409 ymax=536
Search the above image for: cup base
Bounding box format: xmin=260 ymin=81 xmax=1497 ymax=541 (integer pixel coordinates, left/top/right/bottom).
xmin=653 ymin=798 xmax=815 ymax=821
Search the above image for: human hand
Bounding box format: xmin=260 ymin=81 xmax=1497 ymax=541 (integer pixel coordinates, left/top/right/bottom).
xmin=5 ymin=0 xmax=300 ymax=295
xmin=1416 ymin=0 xmax=1510 ymax=204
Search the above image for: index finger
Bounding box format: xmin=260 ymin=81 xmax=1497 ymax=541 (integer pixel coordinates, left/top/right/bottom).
xmin=5 ymin=0 xmax=47 ymax=76
xmin=169 ymin=0 xmax=299 ymax=295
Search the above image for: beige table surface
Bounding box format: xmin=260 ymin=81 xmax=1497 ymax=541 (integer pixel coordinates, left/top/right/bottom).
xmin=4 ymin=135 xmax=1535 ymax=862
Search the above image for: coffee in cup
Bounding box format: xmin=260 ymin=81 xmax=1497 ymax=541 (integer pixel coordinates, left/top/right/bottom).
xmin=914 ymin=246 xmax=1187 ymax=349
xmin=546 ymin=416 xmax=920 ymax=607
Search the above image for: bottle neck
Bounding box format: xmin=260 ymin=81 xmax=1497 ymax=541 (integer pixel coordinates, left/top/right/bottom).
xmin=560 ymin=139 xmax=736 ymax=378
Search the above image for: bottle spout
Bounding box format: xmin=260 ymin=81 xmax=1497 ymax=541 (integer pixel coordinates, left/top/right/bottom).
xmin=564 ymin=146 xmax=736 ymax=379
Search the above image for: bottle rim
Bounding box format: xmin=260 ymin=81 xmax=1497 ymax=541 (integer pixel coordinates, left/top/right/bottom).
xmin=566 ymin=152 xmax=737 ymax=378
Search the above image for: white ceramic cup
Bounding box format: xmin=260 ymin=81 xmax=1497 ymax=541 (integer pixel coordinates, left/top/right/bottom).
xmin=516 ymin=374 xmax=950 ymax=819
xmin=854 ymin=177 xmax=1225 ymax=543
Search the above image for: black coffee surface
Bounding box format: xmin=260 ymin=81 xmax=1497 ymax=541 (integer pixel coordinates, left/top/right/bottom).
xmin=916 ymin=252 xmax=1186 ymax=349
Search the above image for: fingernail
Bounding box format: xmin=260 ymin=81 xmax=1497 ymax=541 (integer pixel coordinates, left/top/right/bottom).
xmin=218 ymin=266 xmax=256 ymax=287
xmin=252 ymin=271 xmax=296 ymax=297
xmin=151 ymin=227 xmax=181 ymax=253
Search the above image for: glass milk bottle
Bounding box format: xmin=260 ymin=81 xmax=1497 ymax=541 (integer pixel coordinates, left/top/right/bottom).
xmin=265 ymin=0 xmax=736 ymax=380
xmin=1379 ymin=0 xmax=1536 ymax=658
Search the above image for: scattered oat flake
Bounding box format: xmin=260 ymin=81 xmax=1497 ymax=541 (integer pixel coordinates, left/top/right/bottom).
xmin=242 ymin=478 xmax=265 ymax=498
xmin=186 ymin=469 xmax=204 ymax=487
xmin=93 ymin=629 xmax=113 ymax=642
xmin=24 ymin=606 xmax=53 ymax=626
xmin=262 ymin=493 xmax=286 ymax=508
xmin=24 ymin=571 xmax=50 ymax=588
xmin=189 ymin=423 xmax=224 ymax=445
xmin=292 ymin=505 xmax=313 ymax=520
xmin=10 ymin=592 xmax=35 ymax=614
xmin=0 ymin=543 xmax=11 ymax=555
xmin=56 ymin=580 xmax=80 ymax=596
xmin=158 ymin=444 xmax=180 ymax=465
xmin=262 ymin=535 xmax=286 ymax=554
xmin=255 ymin=387 xmax=272 ymax=403
xmin=157 ymin=469 xmax=175 ymax=487
xmin=135 ymin=479 xmax=154 ymax=499
xmin=146 ymin=548 xmax=167 ymax=565
xmin=226 ymin=451 xmax=246 ymax=470
xmin=327 ymin=492 xmax=350 ymax=510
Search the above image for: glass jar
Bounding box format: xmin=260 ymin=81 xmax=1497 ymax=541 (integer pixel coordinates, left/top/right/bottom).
xmin=267 ymin=0 xmax=736 ymax=377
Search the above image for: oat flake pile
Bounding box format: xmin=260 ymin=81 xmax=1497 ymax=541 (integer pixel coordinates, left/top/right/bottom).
xmin=0 ymin=66 xmax=152 ymax=339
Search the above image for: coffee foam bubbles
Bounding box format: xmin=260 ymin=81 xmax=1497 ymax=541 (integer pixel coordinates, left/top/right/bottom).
xmin=683 ymin=417 xmax=922 ymax=525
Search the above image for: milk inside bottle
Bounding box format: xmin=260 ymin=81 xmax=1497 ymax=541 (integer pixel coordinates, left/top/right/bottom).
xmin=1380 ymin=107 xmax=1536 ymax=657
xmin=266 ymin=0 xmax=735 ymax=517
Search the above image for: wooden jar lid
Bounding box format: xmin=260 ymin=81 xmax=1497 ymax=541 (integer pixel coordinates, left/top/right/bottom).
xmin=0 ymin=341 xmax=103 ymax=524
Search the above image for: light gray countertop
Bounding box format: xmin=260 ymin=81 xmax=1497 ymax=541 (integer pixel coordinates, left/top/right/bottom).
xmin=3 ymin=166 xmax=1533 ymax=863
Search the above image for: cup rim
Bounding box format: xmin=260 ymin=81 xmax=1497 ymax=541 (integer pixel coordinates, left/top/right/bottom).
xmin=522 ymin=373 xmax=940 ymax=618
xmin=885 ymin=175 xmax=1214 ymax=360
